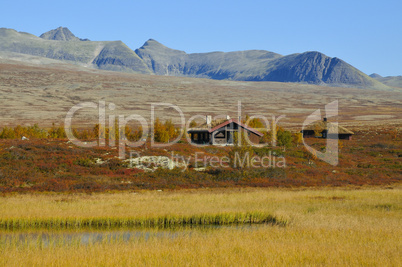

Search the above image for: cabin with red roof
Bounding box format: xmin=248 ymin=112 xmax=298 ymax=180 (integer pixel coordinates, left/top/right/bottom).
xmin=187 ymin=116 xmax=263 ymax=145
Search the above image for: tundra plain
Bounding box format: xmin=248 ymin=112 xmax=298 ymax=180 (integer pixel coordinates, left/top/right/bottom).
xmin=0 ymin=59 xmax=401 ymax=128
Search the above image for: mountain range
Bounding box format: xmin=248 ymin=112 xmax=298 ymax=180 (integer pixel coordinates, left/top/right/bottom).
xmin=0 ymin=27 xmax=393 ymax=90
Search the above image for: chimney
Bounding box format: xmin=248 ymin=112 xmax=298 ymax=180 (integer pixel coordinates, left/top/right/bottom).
xmin=323 ymin=117 xmax=327 ymax=122
xmin=226 ymin=115 xmax=230 ymax=120
xmin=206 ymin=115 xmax=212 ymax=126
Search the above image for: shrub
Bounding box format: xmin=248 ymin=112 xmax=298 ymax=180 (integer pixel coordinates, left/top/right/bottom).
xmin=277 ymin=128 xmax=293 ymax=148
xmin=74 ymin=157 xmax=94 ymax=167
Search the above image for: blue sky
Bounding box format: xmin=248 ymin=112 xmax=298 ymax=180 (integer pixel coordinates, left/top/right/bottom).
xmin=1 ymin=0 xmax=401 ymax=76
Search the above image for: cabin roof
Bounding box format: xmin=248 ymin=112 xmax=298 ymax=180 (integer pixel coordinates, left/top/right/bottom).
xmin=188 ymin=119 xmax=264 ymax=137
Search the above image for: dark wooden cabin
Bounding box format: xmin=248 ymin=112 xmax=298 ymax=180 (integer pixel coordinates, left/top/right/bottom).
xmin=301 ymin=118 xmax=354 ymax=140
xmin=188 ymin=116 xmax=263 ymax=145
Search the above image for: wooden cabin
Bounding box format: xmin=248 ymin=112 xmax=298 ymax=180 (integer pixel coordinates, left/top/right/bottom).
xmin=188 ymin=116 xmax=263 ymax=145
xmin=301 ymin=118 xmax=354 ymax=140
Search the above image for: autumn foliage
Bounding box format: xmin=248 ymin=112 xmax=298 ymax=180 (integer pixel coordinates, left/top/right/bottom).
xmin=0 ymin=124 xmax=400 ymax=193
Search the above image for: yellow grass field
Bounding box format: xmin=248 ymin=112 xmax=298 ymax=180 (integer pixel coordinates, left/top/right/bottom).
xmin=0 ymin=186 xmax=401 ymax=266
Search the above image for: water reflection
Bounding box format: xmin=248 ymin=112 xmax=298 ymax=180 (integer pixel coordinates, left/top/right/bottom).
xmin=0 ymin=224 xmax=259 ymax=247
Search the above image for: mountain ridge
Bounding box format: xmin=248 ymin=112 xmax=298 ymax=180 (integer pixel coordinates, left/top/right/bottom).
xmin=135 ymin=39 xmax=384 ymax=88
xmin=370 ymin=73 xmax=402 ymax=88
xmin=0 ymin=27 xmax=392 ymax=90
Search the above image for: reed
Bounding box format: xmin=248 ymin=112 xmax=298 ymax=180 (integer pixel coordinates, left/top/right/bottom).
xmin=0 ymin=212 xmax=285 ymax=230
xmin=0 ymin=186 xmax=400 ymax=266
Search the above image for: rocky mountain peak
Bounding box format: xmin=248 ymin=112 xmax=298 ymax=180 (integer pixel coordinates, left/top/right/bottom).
xmin=369 ymin=73 xmax=383 ymax=79
xmin=39 ymin=27 xmax=88 ymax=41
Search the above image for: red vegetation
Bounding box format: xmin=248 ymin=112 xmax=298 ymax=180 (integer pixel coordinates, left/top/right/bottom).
xmin=0 ymin=125 xmax=400 ymax=193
